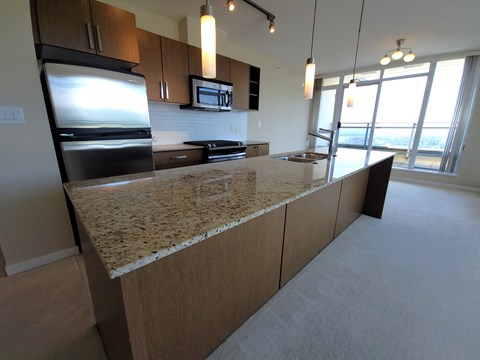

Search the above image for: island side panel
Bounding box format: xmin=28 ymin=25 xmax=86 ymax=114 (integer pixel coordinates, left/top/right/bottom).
xmin=334 ymin=168 xmax=370 ymax=238
xmin=363 ymin=156 xmax=394 ymax=219
xmin=78 ymin=220 xmax=134 ymax=360
xmin=120 ymin=206 xmax=286 ymax=360
xmin=280 ymin=181 xmax=342 ymax=287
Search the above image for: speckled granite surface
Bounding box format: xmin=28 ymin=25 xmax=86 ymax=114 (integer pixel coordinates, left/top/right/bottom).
xmin=152 ymin=143 xmax=203 ymax=152
xmin=64 ymin=148 xmax=394 ymax=279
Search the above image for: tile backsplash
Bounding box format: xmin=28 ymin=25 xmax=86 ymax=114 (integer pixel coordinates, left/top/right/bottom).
xmin=149 ymin=102 xmax=247 ymax=144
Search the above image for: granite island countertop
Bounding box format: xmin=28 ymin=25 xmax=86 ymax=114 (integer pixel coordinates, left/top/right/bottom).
xmin=65 ymin=148 xmax=394 ymax=279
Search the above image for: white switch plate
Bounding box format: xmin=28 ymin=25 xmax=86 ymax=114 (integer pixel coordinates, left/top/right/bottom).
xmin=257 ymin=121 xmax=262 ymax=128
xmin=0 ymin=106 xmax=25 ymax=124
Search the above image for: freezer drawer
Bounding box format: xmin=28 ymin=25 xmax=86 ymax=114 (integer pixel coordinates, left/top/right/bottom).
xmin=61 ymin=138 xmax=154 ymax=181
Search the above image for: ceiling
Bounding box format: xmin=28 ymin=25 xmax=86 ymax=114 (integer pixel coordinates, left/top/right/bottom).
xmin=131 ymin=0 xmax=480 ymax=75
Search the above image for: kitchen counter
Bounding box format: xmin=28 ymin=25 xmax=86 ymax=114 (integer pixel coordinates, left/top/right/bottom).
xmin=242 ymin=140 xmax=270 ymax=145
xmin=65 ymin=148 xmax=394 ymax=279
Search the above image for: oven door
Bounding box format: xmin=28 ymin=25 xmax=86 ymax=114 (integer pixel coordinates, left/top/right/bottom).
xmin=207 ymin=146 xmax=247 ymax=163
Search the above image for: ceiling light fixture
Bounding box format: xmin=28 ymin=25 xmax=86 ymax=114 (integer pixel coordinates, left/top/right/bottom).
xmin=380 ymin=39 xmax=415 ymax=65
xmin=304 ymin=0 xmax=318 ymax=100
xmin=241 ymin=0 xmax=276 ymax=34
xmin=200 ymin=0 xmax=216 ymax=78
xmin=347 ymin=0 xmax=366 ymax=108
xmin=227 ymin=0 xmax=235 ymax=12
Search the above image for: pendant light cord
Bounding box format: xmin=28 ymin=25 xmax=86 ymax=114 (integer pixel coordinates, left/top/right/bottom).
xmin=352 ymin=0 xmax=365 ymax=79
xmin=310 ymin=0 xmax=318 ymax=58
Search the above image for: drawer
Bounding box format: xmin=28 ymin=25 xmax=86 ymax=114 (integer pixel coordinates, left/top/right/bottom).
xmin=154 ymin=149 xmax=204 ymax=170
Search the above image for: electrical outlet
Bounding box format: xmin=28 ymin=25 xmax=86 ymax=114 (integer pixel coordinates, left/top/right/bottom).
xmin=0 ymin=106 xmax=24 ymax=124
xmin=257 ymin=121 xmax=262 ymax=128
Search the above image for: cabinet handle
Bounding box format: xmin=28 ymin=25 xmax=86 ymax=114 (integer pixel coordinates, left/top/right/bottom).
xmin=86 ymin=23 xmax=95 ymax=50
xmin=171 ymin=155 xmax=187 ymax=160
xmin=165 ymin=81 xmax=170 ymax=100
xmin=160 ymin=81 xmax=164 ymax=99
xmin=94 ymin=25 xmax=103 ymax=52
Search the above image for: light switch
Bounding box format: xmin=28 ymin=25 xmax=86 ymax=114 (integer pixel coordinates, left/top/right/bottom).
xmin=0 ymin=106 xmax=25 ymax=124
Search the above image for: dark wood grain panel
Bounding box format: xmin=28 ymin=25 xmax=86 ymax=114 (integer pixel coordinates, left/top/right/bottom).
xmin=153 ymin=149 xmax=204 ymax=170
xmin=216 ymin=54 xmax=230 ymax=82
xmin=281 ymin=182 xmax=342 ymax=287
xmin=245 ymin=145 xmax=257 ymax=158
xmin=256 ymin=144 xmax=270 ymax=156
xmin=335 ymin=168 xmax=370 ymax=237
xmin=160 ymin=36 xmax=189 ymax=104
xmin=35 ymin=0 xmax=95 ymax=54
xmin=122 ymin=206 xmax=286 ymax=360
xmin=363 ymin=156 xmax=394 ymax=218
xmin=133 ymin=29 xmax=163 ymax=101
xmin=90 ymin=1 xmax=139 ymax=63
xmin=230 ymin=59 xmax=250 ymax=110
xmin=188 ymin=45 xmax=202 ymax=76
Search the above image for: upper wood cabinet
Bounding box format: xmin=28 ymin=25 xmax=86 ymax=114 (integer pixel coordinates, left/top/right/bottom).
xmin=33 ymin=0 xmax=139 ymax=64
xmin=133 ymin=29 xmax=189 ymax=104
xmin=230 ymin=59 xmax=250 ymax=110
xmin=188 ymin=45 xmax=231 ymax=83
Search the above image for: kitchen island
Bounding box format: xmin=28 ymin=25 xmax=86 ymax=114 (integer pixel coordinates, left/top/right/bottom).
xmin=65 ymin=148 xmax=394 ymax=360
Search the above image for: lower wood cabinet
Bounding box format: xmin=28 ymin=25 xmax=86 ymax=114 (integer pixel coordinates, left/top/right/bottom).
xmin=154 ymin=149 xmax=204 ymax=170
xmin=280 ymin=182 xmax=342 ymax=287
xmin=82 ymin=206 xmax=286 ymax=360
xmin=334 ymin=168 xmax=370 ymax=237
xmin=245 ymin=143 xmax=269 ymax=158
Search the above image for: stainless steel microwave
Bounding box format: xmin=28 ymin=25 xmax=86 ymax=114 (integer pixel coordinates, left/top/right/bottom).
xmin=180 ymin=75 xmax=233 ymax=111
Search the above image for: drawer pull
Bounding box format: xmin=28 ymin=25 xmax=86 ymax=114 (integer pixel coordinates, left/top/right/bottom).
xmin=171 ymin=155 xmax=188 ymax=160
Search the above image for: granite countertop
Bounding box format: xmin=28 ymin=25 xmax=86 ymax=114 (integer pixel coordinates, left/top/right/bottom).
xmin=65 ymin=148 xmax=394 ymax=279
xmin=243 ymin=140 xmax=270 ymax=145
xmin=152 ymin=143 xmax=204 ymax=152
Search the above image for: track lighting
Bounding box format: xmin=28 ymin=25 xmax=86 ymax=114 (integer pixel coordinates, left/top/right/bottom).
xmin=200 ymin=0 xmax=216 ymax=78
xmin=227 ymin=0 xmax=235 ymax=12
xmin=380 ymin=39 xmax=415 ymax=65
xmin=269 ymin=21 xmax=276 ymax=34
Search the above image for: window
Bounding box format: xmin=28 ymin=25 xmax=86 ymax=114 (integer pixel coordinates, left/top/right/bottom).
xmin=317 ymin=57 xmax=471 ymax=174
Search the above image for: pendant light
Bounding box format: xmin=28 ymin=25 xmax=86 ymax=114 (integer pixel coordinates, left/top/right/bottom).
xmin=304 ymin=0 xmax=318 ymax=100
xmin=347 ymin=0 xmax=366 ymax=108
xmin=200 ymin=0 xmax=216 ymax=78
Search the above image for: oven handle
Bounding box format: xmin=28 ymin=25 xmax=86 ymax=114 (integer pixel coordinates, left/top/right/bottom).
xmin=208 ymin=152 xmax=246 ymax=161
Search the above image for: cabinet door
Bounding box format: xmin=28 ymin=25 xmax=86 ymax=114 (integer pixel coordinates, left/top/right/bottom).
xmin=256 ymin=144 xmax=269 ymax=157
xmin=245 ymin=145 xmax=257 ymax=158
xmin=216 ymin=54 xmax=230 ymax=82
xmin=230 ymin=59 xmax=250 ymax=110
xmin=133 ymin=29 xmax=163 ymax=101
xmin=90 ymin=1 xmax=139 ymax=63
xmin=35 ymin=0 xmax=95 ymax=54
xmin=188 ymin=45 xmax=202 ymax=77
xmin=281 ymin=182 xmax=342 ymax=287
xmin=335 ymin=168 xmax=370 ymax=237
xmin=160 ymin=37 xmax=189 ymax=104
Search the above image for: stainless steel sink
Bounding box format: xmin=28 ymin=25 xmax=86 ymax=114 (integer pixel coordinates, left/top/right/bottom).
xmin=274 ymin=152 xmax=328 ymax=163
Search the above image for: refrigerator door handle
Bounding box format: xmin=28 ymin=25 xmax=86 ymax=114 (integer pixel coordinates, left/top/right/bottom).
xmin=86 ymin=23 xmax=95 ymax=50
xmin=94 ymin=25 xmax=103 ymax=52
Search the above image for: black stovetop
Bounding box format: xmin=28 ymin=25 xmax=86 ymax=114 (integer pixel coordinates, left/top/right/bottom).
xmin=184 ymin=140 xmax=244 ymax=148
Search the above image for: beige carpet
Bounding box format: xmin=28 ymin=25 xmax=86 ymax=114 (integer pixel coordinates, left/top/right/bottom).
xmin=0 ymin=256 xmax=106 ymax=360
xmin=208 ymin=181 xmax=480 ymax=359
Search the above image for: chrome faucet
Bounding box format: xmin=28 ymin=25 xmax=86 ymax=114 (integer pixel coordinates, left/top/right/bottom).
xmin=308 ymin=127 xmax=336 ymax=158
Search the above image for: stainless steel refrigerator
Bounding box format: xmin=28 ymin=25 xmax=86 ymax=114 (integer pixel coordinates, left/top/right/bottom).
xmin=42 ymin=62 xmax=154 ymax=182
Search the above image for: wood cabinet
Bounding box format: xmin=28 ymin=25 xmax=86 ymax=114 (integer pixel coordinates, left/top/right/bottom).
xmin=334 ymin=168 xmax=370 ymax=237
xmin=245 ymin=143 xmax=270 ymax=158
xmin=188 ymin=45 xmax=231 ymax=82
xmin=33 ymin=0 xmax=139 ymax=64
xmin=281 ymin=182 xmax=342 ymax=287
xmin=133 ymin=29 xmax=189 ymax=104
xmin=249 ymin=66 xmax=261 ymax=110
xmin=154 ymin=149 xmax=204 ymax=170
xmin=81 ymin=206 xmax=286 ymax=360
xmin=230 ymin=59 xmax=250 ymax=110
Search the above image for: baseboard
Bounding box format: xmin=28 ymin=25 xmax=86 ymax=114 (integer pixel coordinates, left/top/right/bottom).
xmin=391 ymin=176 xmax=480 ymax=193
xmin=5 ymin=246 xmax=79 ymax=276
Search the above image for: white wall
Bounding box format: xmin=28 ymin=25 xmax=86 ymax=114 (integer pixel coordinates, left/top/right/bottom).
xmin=0 ymin=1 xmax=77 ymax=273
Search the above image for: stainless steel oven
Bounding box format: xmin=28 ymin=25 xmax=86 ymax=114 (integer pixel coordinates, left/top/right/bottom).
xmin=184 ymin=140 xmax=246 ymax=163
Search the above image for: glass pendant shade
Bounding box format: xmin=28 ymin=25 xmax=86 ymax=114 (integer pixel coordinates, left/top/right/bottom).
xmin=391 ymin=49 xmax=404 ymax=60
xmin=304 ymin=58 xmax=315 ymax=99
xmin=347 ymin=80 xmax=356 ymax=107
xmin=403 ymin=51 xmax=415 ymax=62
xmin=201 ymin=3 xmax=216 ymax=79
xmin=380 ymin=55 xmax=391 ymax=65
